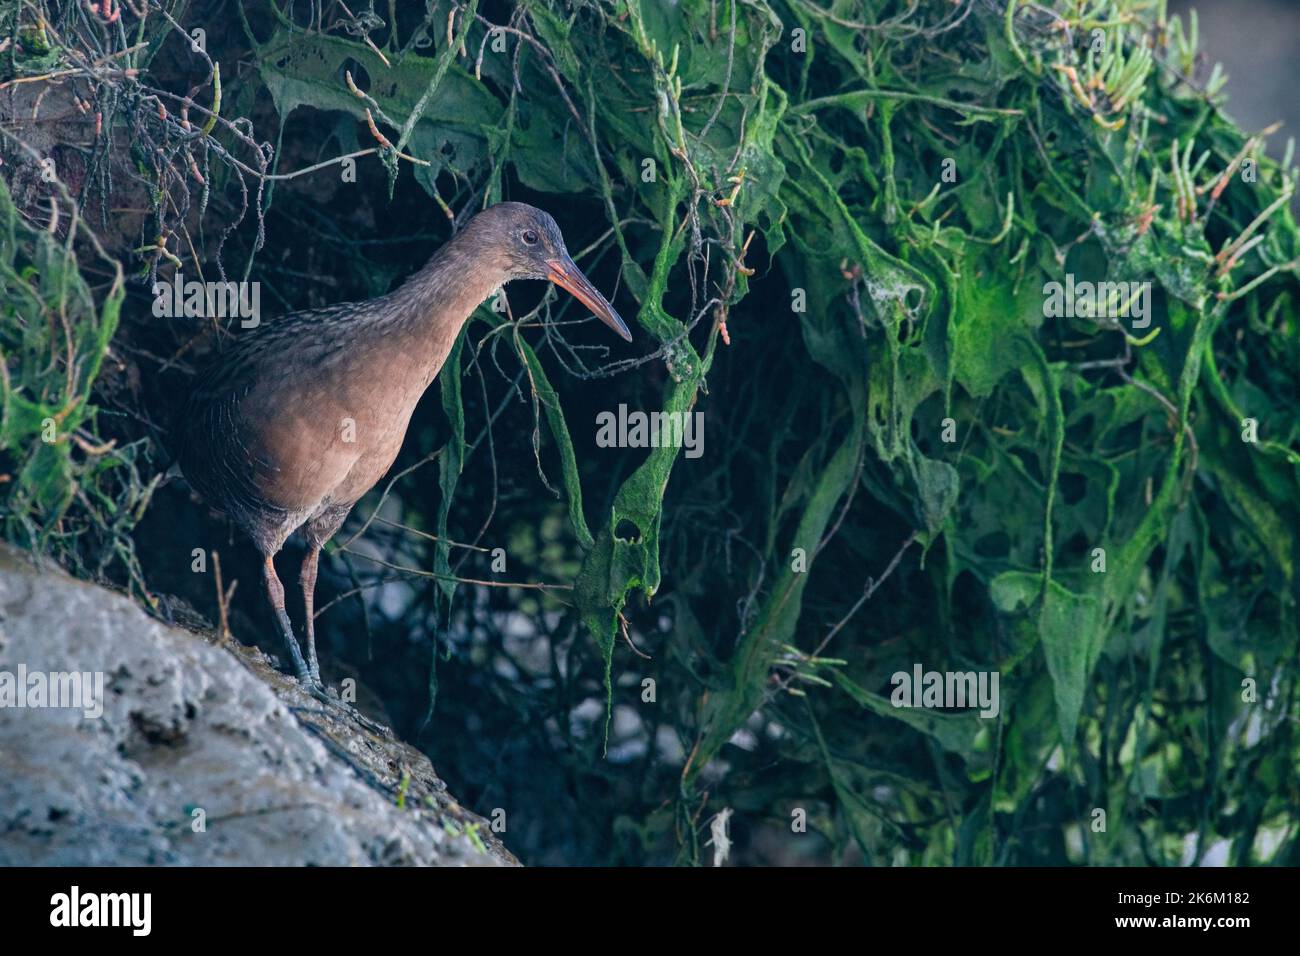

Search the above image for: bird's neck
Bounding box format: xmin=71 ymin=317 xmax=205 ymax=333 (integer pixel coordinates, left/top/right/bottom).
xmin=380 ymin=236 xmax=507 ymax=391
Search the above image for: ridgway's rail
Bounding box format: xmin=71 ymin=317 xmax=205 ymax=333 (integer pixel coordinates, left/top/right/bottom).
xmin=172 ymin=202 xmax=631 ymax=718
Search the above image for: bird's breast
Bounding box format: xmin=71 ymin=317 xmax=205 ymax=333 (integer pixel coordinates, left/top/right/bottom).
xmin=239 ymin=339 xmax=434 ymax=513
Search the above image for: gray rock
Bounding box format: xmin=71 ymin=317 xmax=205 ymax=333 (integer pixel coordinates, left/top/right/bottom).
xmin=0 ymin=543 xmax=517 ymax=866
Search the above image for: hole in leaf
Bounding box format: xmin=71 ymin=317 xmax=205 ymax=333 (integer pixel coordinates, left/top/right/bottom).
xmin=1060 ymin=472 xmax=1088 ymax=505
xmin=339 ymin=57 xmax=369 ymax=93
xmin=614 ymin=519 xmax=641 ymax=544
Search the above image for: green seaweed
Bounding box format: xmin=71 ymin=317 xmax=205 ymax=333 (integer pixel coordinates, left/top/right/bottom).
xmin=4 ymin=0 xmax=1299 ymax=865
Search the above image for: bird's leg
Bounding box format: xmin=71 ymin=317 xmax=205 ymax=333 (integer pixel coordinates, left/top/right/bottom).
xmin=263 ymin=554 xmax=311 ymax=683
xmin=299 ymin=546 xmax=322 ymax=683
xmin=289 ymin=547 xmax=387 ymax=736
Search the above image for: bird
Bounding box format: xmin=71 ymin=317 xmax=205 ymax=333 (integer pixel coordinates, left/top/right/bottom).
xmin=172 ymin=202 xmax=631 ymax=711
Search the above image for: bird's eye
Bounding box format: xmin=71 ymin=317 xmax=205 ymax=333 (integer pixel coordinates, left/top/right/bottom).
xmin=521 ymin=229 xmax=539 ymax=246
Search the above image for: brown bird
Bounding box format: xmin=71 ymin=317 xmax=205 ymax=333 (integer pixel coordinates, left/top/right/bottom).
xmin=173 ymin=202 xmax=630 ymax=706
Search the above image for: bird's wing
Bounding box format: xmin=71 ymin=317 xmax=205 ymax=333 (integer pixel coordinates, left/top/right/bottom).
xmin=170 ymin=300 xmax=369 ymax=526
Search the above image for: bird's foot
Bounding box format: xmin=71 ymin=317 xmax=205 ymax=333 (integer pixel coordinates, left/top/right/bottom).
xmin=299 ymin=675 xmax=387 ymax=736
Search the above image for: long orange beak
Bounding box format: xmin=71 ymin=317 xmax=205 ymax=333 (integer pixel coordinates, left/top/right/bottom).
xmin=546 ymin=256 xmax=632 ymax=342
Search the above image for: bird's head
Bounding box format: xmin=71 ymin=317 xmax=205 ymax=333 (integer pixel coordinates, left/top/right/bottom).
xmin=469 ymin=201 xmax=631 ymax=342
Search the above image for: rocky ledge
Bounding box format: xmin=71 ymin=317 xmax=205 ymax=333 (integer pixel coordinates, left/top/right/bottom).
xmin=0 ymin=543 xmax=516 ymax=866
